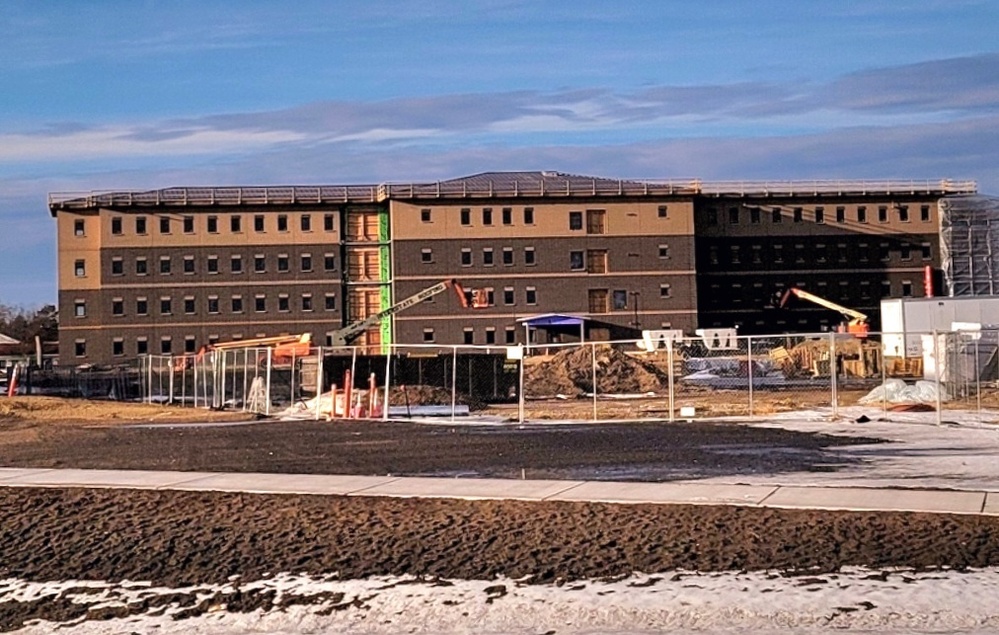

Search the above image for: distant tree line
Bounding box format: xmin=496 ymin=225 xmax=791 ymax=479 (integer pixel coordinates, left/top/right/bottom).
xmin=0 ymin=303 xmax=59 ymax=355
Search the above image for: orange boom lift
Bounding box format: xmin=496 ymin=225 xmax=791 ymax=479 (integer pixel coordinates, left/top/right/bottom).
xmin=780 ymin=287 xmax=870 ymax=337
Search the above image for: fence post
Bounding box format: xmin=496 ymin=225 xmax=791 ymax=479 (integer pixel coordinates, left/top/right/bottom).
xmin=168 ymin=356 xmax=175 ymax=405
xmin=382 ymin=345 xmax=392 ymax=421
xmin=218 ymin=351 xmax=226 ymax=410
xmin=881 ymin=335 xmax=888 ymax=420
xmin=747 ymin=335 xmax=754 ymax=419
xmin=350 ymin=346 xmax=358 ymax=402
xmin=205 ymin=354 xmax=212 ymax=409
xmin=242 ymin=349 xmax=250 ymax=412
xmin=290 ymin=350 xmax=297 ymax=407
xmin=193 ymin=355 xmax=199 ymax=408
xmin=158 ymin=356 xmax=165 ymax=403
xmin=667 ymin=340 xmax=675 ymax=423
xmin=265 ymin=347 xmax=273 ymax=417
xmin=518 ymin=346 xmax=525 ymax=425
xmin=591 ymin=342 xmax=598 ymax=421
xmin=975 ymin=335 xmax=982 ymax=424
xmin=316 ymin=346 xmax=325 ymax=420
xmin=829 ymin=332 xmax=838 ymax=418
xmin=451 ymin=345 xmax=458 ymax=422
xmin=933 ymin=330 xmax=942 ymax=426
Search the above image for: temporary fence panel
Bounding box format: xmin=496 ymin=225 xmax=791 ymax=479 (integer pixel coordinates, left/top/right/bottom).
xmin=936 ymin=330 xmax=999 ymax=426
xmin=131 ymin=330 xmax=999 ymax=424
xmin=12 ymin=364 xmax=141 ymax=400
xmin=669 ymin=332 xmax=753 ymax=419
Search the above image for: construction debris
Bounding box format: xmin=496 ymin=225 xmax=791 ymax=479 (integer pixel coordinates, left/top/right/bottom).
xmin=769 ymin=337 xmax=882 ymax=379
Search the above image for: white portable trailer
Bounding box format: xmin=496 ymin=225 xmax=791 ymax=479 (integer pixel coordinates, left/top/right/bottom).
xmin=881 ymin=296 xmax=999 ymax=357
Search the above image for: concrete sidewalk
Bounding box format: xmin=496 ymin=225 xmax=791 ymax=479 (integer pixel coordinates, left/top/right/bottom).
xmin=0 ymin=467 xmax=996 ymax=516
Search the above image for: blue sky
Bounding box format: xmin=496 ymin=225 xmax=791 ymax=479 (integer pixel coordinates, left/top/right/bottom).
xmin=2 ymin=0 xmax=998 ymax=307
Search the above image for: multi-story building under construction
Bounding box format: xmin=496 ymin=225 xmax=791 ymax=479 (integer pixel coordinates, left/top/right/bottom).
xmin=48 ymin=171 xmax=977 ymax=365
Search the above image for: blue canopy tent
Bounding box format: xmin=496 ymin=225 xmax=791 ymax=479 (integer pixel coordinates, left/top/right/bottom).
xmin=516 ymin=313 xmax=587 ymax=353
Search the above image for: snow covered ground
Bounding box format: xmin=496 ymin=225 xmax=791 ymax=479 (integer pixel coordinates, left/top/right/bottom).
xmin=412 ymin=405 xmax=999 ymax=492
xmin=709 ymin=406 xmax=999 ymax=491
xmin=7 ymin=568 xmax=999 ymax=634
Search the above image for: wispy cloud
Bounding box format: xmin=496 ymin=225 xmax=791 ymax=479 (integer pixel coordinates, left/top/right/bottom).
xmin=3 ymin=52 xmax=996 ymax=167
xmin=5 ymin=108 xmax=998 ymax=308
xmin=816 ymin=53 xmax=999 ymax=113
xmin=0 ymin=126 xmax=307 ymax=162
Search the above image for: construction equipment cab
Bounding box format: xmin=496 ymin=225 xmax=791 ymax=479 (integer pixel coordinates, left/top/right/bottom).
xmin=780 ymin=287 xmax=869 ymax=337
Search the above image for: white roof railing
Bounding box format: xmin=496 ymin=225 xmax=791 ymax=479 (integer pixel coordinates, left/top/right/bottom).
xmin=48 ymin=178 xmax=977 ymax=210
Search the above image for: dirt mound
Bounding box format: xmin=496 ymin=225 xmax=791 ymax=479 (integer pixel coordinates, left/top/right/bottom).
xmin=0 ymin=396 xmax=247 ymax=426
xmin=525 ymin=345 xmax=669 ymax=397
xmin=390 ymin=385 xmax=486 ymax=411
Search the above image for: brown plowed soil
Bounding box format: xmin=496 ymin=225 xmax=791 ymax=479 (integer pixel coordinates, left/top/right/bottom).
xmin=4 ymin=487 xmax=999 ymax=630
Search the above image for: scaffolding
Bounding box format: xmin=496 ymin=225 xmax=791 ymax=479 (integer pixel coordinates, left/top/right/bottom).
xmin=940 ymin=195 xmax=999 ymax=296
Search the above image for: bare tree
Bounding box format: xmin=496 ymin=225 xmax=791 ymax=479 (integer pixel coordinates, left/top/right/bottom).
xmin=0 ymin=303 xmax=58 ymax=355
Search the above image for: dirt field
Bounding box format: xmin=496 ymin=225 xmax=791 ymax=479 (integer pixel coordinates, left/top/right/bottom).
xmin=0 ymin=405 xmax=883 ymax=479
xmin=0 ymin=396 xmax=249 ymax=426
xmin=4 ymin=486 xmax=999 ymax=630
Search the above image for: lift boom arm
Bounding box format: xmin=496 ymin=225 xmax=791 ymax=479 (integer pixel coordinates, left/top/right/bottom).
xmin=329 ymin=279 xmax=472 ymax=346
xmin=781 ymin=287 xmax=868 ymax=325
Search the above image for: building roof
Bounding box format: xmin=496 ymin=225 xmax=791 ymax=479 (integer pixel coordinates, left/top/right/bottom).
xmin=439 ymin=170 xmax=652 ymax=191
xmin=47 ymin=171 xmax=979 ymax=213
xmin=0 ymin=333 xmax=18 ymax=345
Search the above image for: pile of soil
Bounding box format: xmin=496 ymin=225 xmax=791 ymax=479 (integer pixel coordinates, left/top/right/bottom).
xmin=4 ymin=486 xmax=999 ymax=630
xmin=524 ymin=345 xmax=669 ymax=397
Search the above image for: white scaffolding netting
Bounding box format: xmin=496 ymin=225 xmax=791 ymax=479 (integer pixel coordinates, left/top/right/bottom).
xmin=941 ymin=195 xmax=999 ymax=296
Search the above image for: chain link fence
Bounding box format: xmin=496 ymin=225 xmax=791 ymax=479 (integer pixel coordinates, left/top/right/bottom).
xmin=123 ymin=329 xmax=999 ymax=425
